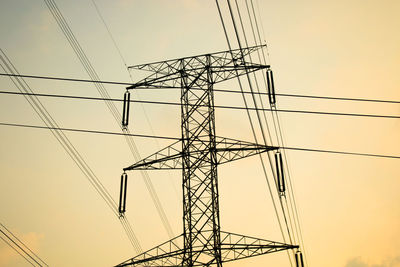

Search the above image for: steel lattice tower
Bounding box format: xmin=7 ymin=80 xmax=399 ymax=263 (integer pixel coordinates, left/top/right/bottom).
xmin=116 ymin=45 xmax=298 ymax=266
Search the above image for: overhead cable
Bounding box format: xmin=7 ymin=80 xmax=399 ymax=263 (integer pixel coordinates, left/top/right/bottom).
xmin=0 ymin=223 xmax=48 ymax=267
xmin=1 ymin=121 xmax=399 ymax=159
xmin=229 ymin=1 xmax=294 ymax=263
xmin=2 ymin=89 xmax=399 ymax=119
xmin=0 ymin=225 xmax=47 ymax=267
xmin=91 ymin=0 xmax=181 ymax=201
xmin=0 ymin=49 xmax=142 ymax=253
xmin=0 ymin=235 xmax=36 ymax=267
xmin=0 ymin=122 xmax=180 ymax=140
xmin=1 ymin=73 xmax=399 ymax=104
xmin=215 ymin=1 xmax=289 ymax=263
xmin=249 ymin=0 xmax=309 ymax=261
xmin=44 ymin=0 xmax=174 ymax=238
xmin=282 ymin=146 xmax=400 ymax=159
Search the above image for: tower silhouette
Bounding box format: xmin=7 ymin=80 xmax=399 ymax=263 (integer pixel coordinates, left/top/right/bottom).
xmin=117 ymin=45 xmax=297 ymax=266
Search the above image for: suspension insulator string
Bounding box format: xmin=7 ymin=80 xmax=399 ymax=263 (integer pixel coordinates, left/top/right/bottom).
xmin=119 ymin=172 xmax=128 ymax=215
xmin=122 ymin=90 xmax=131 ymax=128
xmin=275 ymin=150 xmax=286 ymax=195
xmin=266 ymin=68 xmax=276 ymax=106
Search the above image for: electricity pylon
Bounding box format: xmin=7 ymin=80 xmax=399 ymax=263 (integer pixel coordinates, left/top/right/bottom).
xmin=116 ymin=45 xmax=298 ymax=266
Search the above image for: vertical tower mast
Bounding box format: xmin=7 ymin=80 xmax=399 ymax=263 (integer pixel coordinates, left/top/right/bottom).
xmin=180 ymin=55 xmax=222 ymax=265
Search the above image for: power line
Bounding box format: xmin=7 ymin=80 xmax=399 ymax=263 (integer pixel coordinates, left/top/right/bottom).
xmin=245 ymin=0 xmax=303 ymax=256
xmin=91 ymin=0 xmax=181 ymax=206
xmin=234 ymin=0 xmax=294 ymax=249
xmin=277 ymin=93 xmax=400 ymax=104
xmin=282 ymin=146 xmax=400 ymax=160
xmin=215 ymin=2 xmax=291 ymax=265
xmin=0 ymin=122 xmax=180 ymax=140
xmin=2 ymin=72 xmax=400 ymax=104
xmin=0 ymin=228 xmax=44 ymax=267
xmin=2 ymin=90 xmax=399 ymax=119
xmin=0 ymin=223 xmax=48 ymax=267
xmin=90 ymin=0 xmax=129 ymax=70
xmin=229 ymin=2 xmax=295 ymax=265
xmin=250 ymin=0 xmax=309 ymax=259
xmin=0 ymin=49 xmax=143 ymax=252
xmin=0 ymin=72 xmax=131 ymax=86
xmin=1 ymin=121 xmax=399 ymax=159
xmin=0 ymin=235 xmax=36 ymax=267
xmin=44 ymin=0 xmax=174 ymax=239
xmin=270 ymin=108 xmax=400 ymax=119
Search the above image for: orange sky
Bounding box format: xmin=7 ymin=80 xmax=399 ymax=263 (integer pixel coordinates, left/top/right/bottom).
xmin=0 ymin=1 xmax=399 ymax=266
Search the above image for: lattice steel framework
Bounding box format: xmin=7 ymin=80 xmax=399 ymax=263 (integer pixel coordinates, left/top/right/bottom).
xmin=117 ymin=45 xmax=298 ymax=266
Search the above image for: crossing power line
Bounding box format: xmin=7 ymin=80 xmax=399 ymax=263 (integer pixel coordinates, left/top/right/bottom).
xmin=0 ymin=49 xmax=142 ymax=253
xmin=1 ymin=73 xmax=399 ymax=104
xmin=0 ymin=223 xmax=49 ymax=267
xmin=2 ymin=121 xmax=398 ymax=160
xmin=1 ymin=2 xmax=397 ymax=267
xmin=248 ymin=0 xmax=310 ymax=262
xmin=0 ymin=122 xmax=180 ymax=140
xmin=1 ymin=91 xmax=400 ymax=120
xmin=43 ymin=0 xmax=175 ymax=239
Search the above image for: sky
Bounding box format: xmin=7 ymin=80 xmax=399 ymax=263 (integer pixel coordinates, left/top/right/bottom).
xmin=0 ymin=0 xmax=400 ymax=266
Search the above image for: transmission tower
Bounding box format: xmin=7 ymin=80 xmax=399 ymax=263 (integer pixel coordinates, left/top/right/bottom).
xmin=117 ymin=45 xmax=298 ymax=266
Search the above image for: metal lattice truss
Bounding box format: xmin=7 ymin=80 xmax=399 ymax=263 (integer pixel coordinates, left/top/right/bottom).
xmin=127 ymin=45 xmax=269 ymax=89
xmin=119 ymin=46 xmax=296 ymax=266
xmin=124 ymin=137 xmax=278 ymax=171
xmin=116 ymin=231 xmax=298 ymax=266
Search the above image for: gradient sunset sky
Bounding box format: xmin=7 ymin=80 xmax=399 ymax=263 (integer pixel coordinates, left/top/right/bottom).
xmin=1 ymin=1 xmax=399 ymax=266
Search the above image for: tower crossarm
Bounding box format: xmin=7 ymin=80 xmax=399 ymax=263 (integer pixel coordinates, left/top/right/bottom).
xmin=116 ymin=235 xmax=184 ymax=267
xmin=123 ymin=137 xmax=278 ymax=171
xmin=123 ymin=140 xmax=182 ymax=171
xmin=214 ymin=136 xmax=278 ymax=165
xmin=219 ymin=231 xmax=299 ymax=264
xmin=126 ymin=45 xmax=269 ymax=89
xmin=115 ymin=231 xmax=297 ymax=266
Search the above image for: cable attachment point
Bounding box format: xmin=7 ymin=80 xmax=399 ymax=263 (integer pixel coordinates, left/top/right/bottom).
xmin=118 ymin=171 xmax=128 ymax=214
xmin=266 ymin=68 xmax=276 ymax=106
xmin=274 ymin=150 xmax=286 ymax=194
xmin=122 ymin=90 xmax=131 ymax=128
